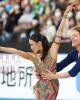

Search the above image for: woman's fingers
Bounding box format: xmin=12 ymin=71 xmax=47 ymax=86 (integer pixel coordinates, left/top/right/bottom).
xmin=41 ymin=75 xmax=48 ymax=80
xmin=64 ymin=4 xmax=76 ymax=15
xmin=42 ymin=69 xmax=55 ymax=80
xmin=41 ymin=72 xmax=48 ymax=80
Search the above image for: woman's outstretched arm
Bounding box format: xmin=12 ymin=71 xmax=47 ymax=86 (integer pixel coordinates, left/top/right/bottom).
xmin=0 ymin=47 xmax=35 ymax=61
xmin=50 ymin=4 xmax=75 ymax=60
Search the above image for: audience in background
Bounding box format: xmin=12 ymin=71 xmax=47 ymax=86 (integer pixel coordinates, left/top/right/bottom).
xmin=0 ymin=0 xmax=80 ymax=44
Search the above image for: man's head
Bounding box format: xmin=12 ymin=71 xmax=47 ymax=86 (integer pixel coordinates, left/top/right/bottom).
xmin=71 ymin=26 xmax=80 ymax=48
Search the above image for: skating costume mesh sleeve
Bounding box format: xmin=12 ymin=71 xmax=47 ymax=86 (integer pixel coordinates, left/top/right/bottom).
xmin=33 ymin=51 xmax=59 ymax=100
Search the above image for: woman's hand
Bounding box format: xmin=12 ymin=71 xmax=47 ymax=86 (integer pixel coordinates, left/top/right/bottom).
xmin=42 ymin=69 xmax=56 ymax=80
xmin=64 ymin=4 xmax=75 ymax=16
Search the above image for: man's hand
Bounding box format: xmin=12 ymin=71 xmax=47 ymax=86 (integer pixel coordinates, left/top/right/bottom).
xmin=42 ymin=69 xmax=55 ymax=80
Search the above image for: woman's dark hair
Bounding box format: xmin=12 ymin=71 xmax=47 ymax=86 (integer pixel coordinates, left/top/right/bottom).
xmin=30 ymin=33 xmax=50 ymax=60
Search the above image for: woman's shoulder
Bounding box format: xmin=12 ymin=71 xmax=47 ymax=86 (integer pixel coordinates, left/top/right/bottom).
xmin=68 ymin=49 xmax=78 ymax=58
xmin=69 ymin=49 xmax=78 ymax=55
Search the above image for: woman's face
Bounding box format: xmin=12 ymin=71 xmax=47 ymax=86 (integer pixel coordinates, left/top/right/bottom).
xmin=71 ymin=30 xmax=80 ymax=48
xmin=29 ymin=39 xmax=42 ymax=54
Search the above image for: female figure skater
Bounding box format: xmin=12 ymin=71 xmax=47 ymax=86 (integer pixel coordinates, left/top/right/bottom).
xmin=0 ymin=5 xmax=74 ymax=100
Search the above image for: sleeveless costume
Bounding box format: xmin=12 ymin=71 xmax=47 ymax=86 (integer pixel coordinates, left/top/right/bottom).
xmin=33 ymin=51 xmax=59 ymax=100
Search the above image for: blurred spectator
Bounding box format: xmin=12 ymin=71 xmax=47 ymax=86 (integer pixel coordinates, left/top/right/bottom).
xmin=5 ymin=1 xmax=13 ymax=13
xmin=40 ymin=6 xmax=56 ymax=44
xmin=32 ymin=0 xmax=45 ymax=17
xmin=18 ymin=0 xmax=35 ymax=24
xmin=42 ymin=18 xmax=56 ymax=44
xmin=0 ymin=19 xmax=12 ymax=42
xmin=53 ymin=8 xmax=62 ymax=30
xmin=67 ymin=11 xmax=75 ymax=28
xmin=17 ymin=0 xmax=39 ymax=41
xmin=56 ymin=0 xmax=66 ymax=10
xmin=0 ymin=0 xmax=80 ymax=44
xmin=75 ymin=11 xmax=80 ymax=26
